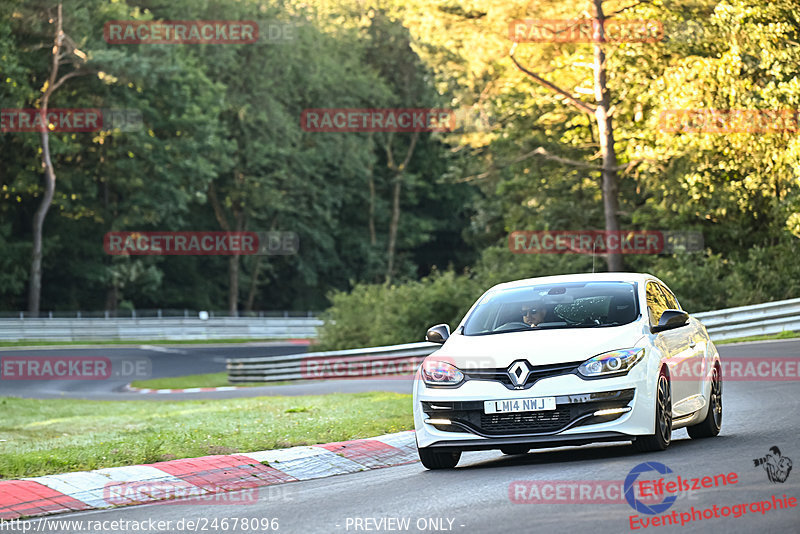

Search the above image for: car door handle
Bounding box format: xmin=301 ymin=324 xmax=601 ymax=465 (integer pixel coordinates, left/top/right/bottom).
xmin=689 ymin=341 xmax=697 ymax=348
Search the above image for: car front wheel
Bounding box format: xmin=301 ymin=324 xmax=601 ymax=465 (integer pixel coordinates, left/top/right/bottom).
xmin=418 ymin=447 xmax=461 ymax=469
xmin=633 ymin=369 xmax=672 ymax=452
xmin=687 ymin=365 xmax=722 ymax=439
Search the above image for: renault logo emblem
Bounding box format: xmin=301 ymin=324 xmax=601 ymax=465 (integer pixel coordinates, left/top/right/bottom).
xmin=508 ymin=361 xmax=531 ymax=387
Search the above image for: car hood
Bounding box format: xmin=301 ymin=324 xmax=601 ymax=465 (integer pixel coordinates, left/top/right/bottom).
xmin=431 ymin=324 xmax=645 ymax=369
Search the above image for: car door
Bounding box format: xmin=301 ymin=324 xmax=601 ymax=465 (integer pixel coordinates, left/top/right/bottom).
xmin=646 ymin=281 xmax=695 ymax=416
xmin=660 ymin=283 xmax=708 ymax=411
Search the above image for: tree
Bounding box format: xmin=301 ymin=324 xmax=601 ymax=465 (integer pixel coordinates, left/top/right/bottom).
xmin=27 ymin=2 xmax=93 ymax=313
xmin=509 ymin=0 xmax=634 ymax=271
xmin=362 ymin=9 xmax=447 ymax=282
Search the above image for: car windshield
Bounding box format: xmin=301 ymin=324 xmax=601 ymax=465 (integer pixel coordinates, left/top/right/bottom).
xmin=462 ymin=281 xmax=639 ymax=336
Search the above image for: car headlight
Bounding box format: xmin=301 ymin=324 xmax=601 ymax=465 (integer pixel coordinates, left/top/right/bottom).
xmin=421 ymin=360 xmax=464 ymax=386
xmin=577 ymin=348 xmax=645 ymax=378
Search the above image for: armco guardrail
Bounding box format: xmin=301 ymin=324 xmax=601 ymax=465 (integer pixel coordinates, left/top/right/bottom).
xmin=226 ymin=298 xmax=800 ymax=383
xmin=0 ymin=316 xmax=322 ymax=342
xmin=227 ymin=342 xmax=439 ymax=383
xmin=694 ymin=297 xmax=800 ymax=341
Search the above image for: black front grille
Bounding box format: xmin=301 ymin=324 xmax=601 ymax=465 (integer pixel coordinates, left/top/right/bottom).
xmin=422 ymin=388 xmax=635 ymax=437
xmin=480 ymin=409 xmax=572 ymax=434
xmin=464 ymin=361 xmax=582 ymax=390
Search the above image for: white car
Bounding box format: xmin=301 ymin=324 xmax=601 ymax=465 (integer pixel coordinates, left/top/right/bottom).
xmin=413 ymin=273 xmax=722 ymax=469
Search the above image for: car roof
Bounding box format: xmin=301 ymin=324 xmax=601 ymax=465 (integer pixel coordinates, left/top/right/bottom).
xmin=488 ymin=272 xmax=659 ymax=292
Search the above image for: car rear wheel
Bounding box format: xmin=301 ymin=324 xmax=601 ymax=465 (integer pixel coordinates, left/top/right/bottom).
xmin=418 ymin=447 xmax=461 ymax=469
xmin=633 ymin=369 xmax=672 ymax=452
xmin=687 ymin=366 xmax=722 ymax=439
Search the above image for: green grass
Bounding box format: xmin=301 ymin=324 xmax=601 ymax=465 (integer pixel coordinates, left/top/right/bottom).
xmin=0 ymin=338 xmax=308 ymax=347
xmin=130 ymin=372 xmax=292 ymax=389
xmin=714 ymin=330 xmax=799 ymax=345
xmin=0 ymin=392 xmax=412 ymax=479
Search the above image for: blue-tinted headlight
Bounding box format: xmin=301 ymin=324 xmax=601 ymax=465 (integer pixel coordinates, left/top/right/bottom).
xmin=578 ymin=348 xmax=645 ymax=377
xmin=421 ymin=360 xmax=464 ymax=386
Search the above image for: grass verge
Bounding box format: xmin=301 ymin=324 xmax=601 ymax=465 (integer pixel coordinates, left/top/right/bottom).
xmin=714 ymin=330 xmax=799 ymax=345
xmin=129 ymin=372 xmax=292 ymax=389
xmin=0 ymin=338 xmax=309 ymax=347
xmin=0 ymin=392 xmax=412 ymax=480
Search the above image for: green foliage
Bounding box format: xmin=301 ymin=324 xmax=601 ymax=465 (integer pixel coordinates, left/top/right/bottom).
xmin=317 ymin=269 xmax=482 ymax=349
xmin=318 ymin=236 xmax=800 ymax=349
xmin=0 ymin=0 xmax=475 ymax=312
xmin=1 ymin=0 xmax=798 ymax=329
xmin=646 ymin=239 xmax=800 ymax=312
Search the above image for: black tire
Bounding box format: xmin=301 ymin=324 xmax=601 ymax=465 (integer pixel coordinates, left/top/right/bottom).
xmin=633 ymin=369 xmax=672 ymax=452
xmin=500 ymin=446 xmax=530 ymax=455
xmin=418 ymin=447 xmax=461 ymax=469
xmin=687 ymin=365 xmax=722 ymax=439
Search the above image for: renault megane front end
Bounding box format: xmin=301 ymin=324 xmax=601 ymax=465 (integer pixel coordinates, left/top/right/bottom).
xmin=413 ymin=273 xmax=722 ymax=469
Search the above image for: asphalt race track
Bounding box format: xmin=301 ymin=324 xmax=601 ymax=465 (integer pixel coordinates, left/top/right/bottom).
xmin=0 ymin=342 xmax=412 ymax=400
xmin=0 ymin=343 xmax=307 ymax=399
xmin=0 ymin=338 xmax=797 ymax=401
xmin=12 ymin=339 xmax=800 ymax=533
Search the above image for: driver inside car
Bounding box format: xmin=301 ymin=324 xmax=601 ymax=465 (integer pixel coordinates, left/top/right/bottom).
xmin=522 ymin=304 xmax=546 ymax=327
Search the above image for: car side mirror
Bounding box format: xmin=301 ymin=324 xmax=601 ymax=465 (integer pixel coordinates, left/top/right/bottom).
xmin=426 ymin=324 xmax=450 ymax=344
xmin=652 ymin=309 xmax=690 ymax=333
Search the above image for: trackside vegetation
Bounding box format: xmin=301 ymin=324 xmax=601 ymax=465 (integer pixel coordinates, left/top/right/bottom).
xmin=3 ymin=0 xmax=798 ymax=320
xmin=0 ymin=392 xmax=412 ymax=479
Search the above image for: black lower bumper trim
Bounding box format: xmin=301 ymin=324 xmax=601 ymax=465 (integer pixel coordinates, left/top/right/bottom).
xmin=421 ymin=388 xmax=635 ymax=436
xmin=424 ymin=431 xmax=632 ymax=452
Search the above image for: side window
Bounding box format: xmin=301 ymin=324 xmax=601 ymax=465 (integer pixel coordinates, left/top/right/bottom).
xmin=658 ymin=284 xmax=681 ymax=311
xmin=646 ymin=281 xmax=669 ymax=328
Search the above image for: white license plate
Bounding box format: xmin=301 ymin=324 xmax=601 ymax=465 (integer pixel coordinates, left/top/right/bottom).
xmin=484 ymin=397 xmax=556 ymax=414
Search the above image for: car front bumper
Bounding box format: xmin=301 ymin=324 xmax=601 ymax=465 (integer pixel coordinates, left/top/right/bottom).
xmin=413 ymin=361 xmax=658 ymax=450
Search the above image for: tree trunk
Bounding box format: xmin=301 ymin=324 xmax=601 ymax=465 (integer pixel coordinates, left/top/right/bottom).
xmin=27 ymin=2 xmax=89 ymax=313
xmin=228 ymin=254 xmax=240 ymax=316
xmin=592 ymin=0 xmax=624 ymax=271
xmin=228 ymin=213 xmax=245 ymax=317
xmin=508 ymin=0 xmax=625 ymax=272
xmin=368 ymin=172 xmax=376 ymax=246
xmin=244 ymin=254 xmax=263 ymax=312
xmin=105 ymin=285 xmax=118 ymax=314
xmin=28 ymin=143 xmax=56 ymax=315
xmin=28 ymin=5 xmax=62 ymax=315
xmin=386 ymin=173 xmax=401 ymax=282
xmin=208 ymin=181 xmax=244 ymax=315
xmin=383 ymin=131 xmax=419 ymax=283
xmin=367 ymin=133 xmax=377 ymax=246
